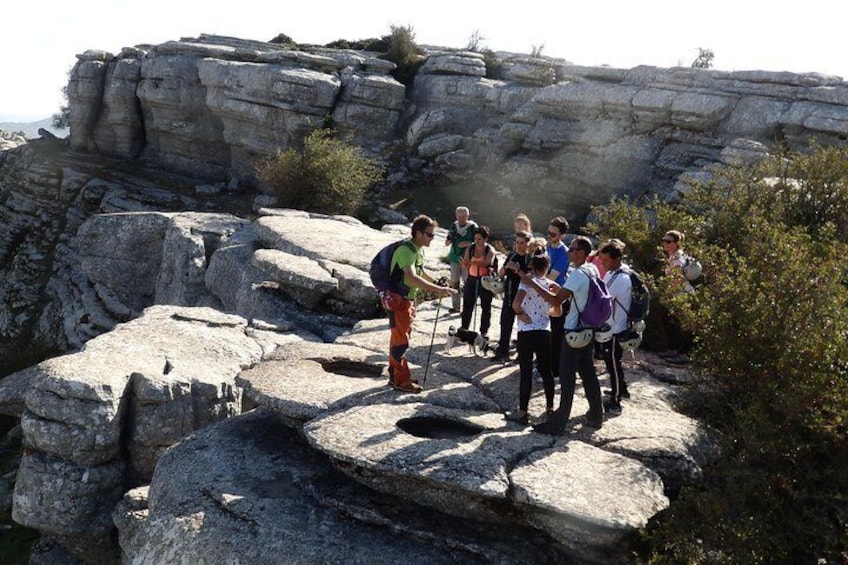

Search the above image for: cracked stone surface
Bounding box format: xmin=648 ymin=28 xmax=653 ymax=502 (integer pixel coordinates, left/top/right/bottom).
xmin=116 ymin=409 xmax=572 ymax=564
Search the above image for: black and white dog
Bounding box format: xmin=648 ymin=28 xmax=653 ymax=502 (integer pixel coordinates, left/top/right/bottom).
xmin=445 ymin=326 xmax=490 ymax=356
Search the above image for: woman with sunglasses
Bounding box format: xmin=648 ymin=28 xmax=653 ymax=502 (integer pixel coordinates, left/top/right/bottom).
xmin=658 ymin=230 xmax=695 ymax=364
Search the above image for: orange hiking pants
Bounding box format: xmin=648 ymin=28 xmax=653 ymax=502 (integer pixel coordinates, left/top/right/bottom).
xmin=386 ymin=295 xmax=416 ymax=385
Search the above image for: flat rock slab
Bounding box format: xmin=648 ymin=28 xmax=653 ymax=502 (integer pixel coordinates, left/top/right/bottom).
xmin=237 ymin=341 xmax=499 ymax=422
xmin=304 ymin=402 xmax=554 ymax=522
xmin=21 ymin=306 xmax=261 ymax=466
xmin=304 ymin=401 xmax=670 ymax=562
xmin=117 ymin=409 xmax=559 ymax=564
xmin=511 ymin=441 xmax=668 ymax=561
xmin=255 ymin=212 xmax=450 ymax=273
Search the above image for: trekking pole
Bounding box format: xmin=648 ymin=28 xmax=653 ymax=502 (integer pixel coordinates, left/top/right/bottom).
xmin=422 ymin=296 xmax=442 ymax=387
xmin=472 ymin=275 xmax=480 ymax=332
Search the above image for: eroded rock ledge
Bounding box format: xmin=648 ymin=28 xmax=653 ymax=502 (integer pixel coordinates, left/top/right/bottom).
xmin=0 ymin=209 xmax=715 ymax=563
xmin=7 ymin=300 xmax=713 ymax=563
xmin=66 ymin=34 xmax=848 ymax=225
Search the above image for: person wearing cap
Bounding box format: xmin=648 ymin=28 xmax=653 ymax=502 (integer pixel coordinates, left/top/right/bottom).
xmin=444 ymin=206 xmax=477 ymax=314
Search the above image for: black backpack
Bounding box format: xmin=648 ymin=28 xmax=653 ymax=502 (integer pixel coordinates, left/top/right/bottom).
xmin=612 ymin=267 xmax=650 ymax=323
xmin=369 ymin=239 xmax=416 ymax=296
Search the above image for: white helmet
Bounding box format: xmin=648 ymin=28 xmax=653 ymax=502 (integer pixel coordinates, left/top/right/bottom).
xmin=619 ymin=330 xmax=643 ymax=351
xmin=481 ymin=275 xmax=505 ymax=297
xmin=565 ymin=328 xmax=594 ymax=349
xmin=683 ymin=257 xmax=702 ymax=281
xmin=630 ymin=320 xmax=646 ymax=333
xmin=594 ymin=324 xmax=614 ymax=343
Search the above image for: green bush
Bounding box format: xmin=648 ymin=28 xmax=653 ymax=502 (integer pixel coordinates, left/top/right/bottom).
xmin=589 ymin=146 xmax=848 ymax=563
xmin=324 ymin=37 xmax=387 ymax=51
xmin=378 ymin=24 xmax=425 ymax=86
xmin=256 ymin=129 xmax=382 ymax=215
xmin=482 ymin=49 xmax=502 ymax=79
xmin=269 ymin=33 xmax=297 ymax=48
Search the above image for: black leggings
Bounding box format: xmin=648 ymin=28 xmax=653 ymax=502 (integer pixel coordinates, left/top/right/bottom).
xmin=461 ymin=276 xmax=493 ymax=335
xmin=517 ymin=330 xmax=555 ymax=411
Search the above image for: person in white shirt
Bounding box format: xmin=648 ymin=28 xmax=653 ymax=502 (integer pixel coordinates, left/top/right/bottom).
xmin=659 ymin=230 xmax=695 ymax=364
xmin=519 ymin=236 xmax=604 ymax=433
xmin=597 ymin=240 xmax=632 ymax=412
xmin=504 ymin=249 xmax=556 ymax=424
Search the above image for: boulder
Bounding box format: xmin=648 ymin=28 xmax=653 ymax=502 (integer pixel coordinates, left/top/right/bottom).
xmin=13 ymin=306 xmax=265 ymax=562
xmin=419 ymin=51 xmax=487 ymax=77
xmin=115 ymin=409 xmax=569 ymax=563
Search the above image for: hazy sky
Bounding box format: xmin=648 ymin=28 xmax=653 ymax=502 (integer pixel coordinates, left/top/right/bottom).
xmin=2 ymin=0 xmax=845 ymax=121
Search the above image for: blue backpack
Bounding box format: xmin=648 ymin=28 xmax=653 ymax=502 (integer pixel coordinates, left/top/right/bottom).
xmin=369 ymin=239 xmax=416 ymax=296
xmin=575 ymin=268 xmax=613 ymax=328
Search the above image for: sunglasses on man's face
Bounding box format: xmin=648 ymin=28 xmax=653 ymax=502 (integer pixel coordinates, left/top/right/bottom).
xmin=662 ymin=238 xmax=674 ymax=244
xmin=547 ymin=231 xmax=559 ymax=238
xmin=423 ymin=231 xmax=435 ymax=239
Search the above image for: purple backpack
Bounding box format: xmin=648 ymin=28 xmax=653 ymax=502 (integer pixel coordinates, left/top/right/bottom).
xmin=575 ymin=268 xmax=613 ymax=328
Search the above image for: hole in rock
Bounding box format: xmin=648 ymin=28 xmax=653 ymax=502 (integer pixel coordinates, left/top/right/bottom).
xmin=319 ymin=360 xmax=383 ymax=378
xmin=396 ymin=416 xmax=484 ymax=440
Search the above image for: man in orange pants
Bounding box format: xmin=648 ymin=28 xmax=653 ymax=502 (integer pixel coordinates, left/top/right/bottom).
xmin=384 ymin=215 xmax=456 ymax=393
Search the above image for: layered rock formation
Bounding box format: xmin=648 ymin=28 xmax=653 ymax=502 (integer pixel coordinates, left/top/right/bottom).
xmin=5 ymin=30 xmax=843 ymax=563
xmin=5 ymin=298 xmax=713 ymax=564
xmin=66 ymin=34 xmax=848 ymax=228
xmin=0 ymin=175 xmax=714 ymax=562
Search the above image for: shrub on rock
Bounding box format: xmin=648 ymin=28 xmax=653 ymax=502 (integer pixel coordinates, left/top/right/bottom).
xmin=256 ymin=129 xmax=382 ymax=215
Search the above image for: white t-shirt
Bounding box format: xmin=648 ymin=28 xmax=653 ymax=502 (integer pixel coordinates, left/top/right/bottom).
xmin=517 ymin=275 xmax=552 ymax=332
xmin=564 ymin=263 xmax=599 ymax=330
xmin=604 ymin=265 xmax=634 ymax=334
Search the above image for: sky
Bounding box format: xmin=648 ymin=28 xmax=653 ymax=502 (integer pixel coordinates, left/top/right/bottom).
xmin=2 ymin=0 xmax=846 ymax=121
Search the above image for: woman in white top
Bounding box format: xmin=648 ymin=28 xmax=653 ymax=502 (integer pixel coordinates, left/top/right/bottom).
xmin=505 ymin=250 xmax=556 ymax=424
xmin=659 ymin=230 xmax=695 ymax=363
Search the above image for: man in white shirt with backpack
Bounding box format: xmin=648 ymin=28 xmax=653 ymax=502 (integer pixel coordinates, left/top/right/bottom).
xmin=596 ymin=239 xmax=632 ymax=413
xmin=520 ymin=235 xmax=604 ymax=433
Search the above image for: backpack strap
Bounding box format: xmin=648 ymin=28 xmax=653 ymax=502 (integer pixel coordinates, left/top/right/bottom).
xmin=608 ymin=268 xmax=628 ymax=321
xmin=570 ymin=266 xmax=594 ymax=328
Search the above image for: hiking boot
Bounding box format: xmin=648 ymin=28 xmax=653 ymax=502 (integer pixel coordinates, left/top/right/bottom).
xmin=491 ymin=352 xmax=510 ymax=364
xmin=388 ymin=376 xmax=419 ymax=386
xmin=505 ymin=410 xmax=529 ymax=424
xmin=532 ymin=419 xmax=565 ymax=435
xmin=603 ymin=401 xmax=622 ymax=414
xmin=584 ymin=413 xmax=604 ymax=429
xmin=392 ymin=380 xmax=423 ymax=393
xmin=448 ymin=307 xmax=461 ymax=314
xmin=584 ymin=417 xmax=603 ymax=429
